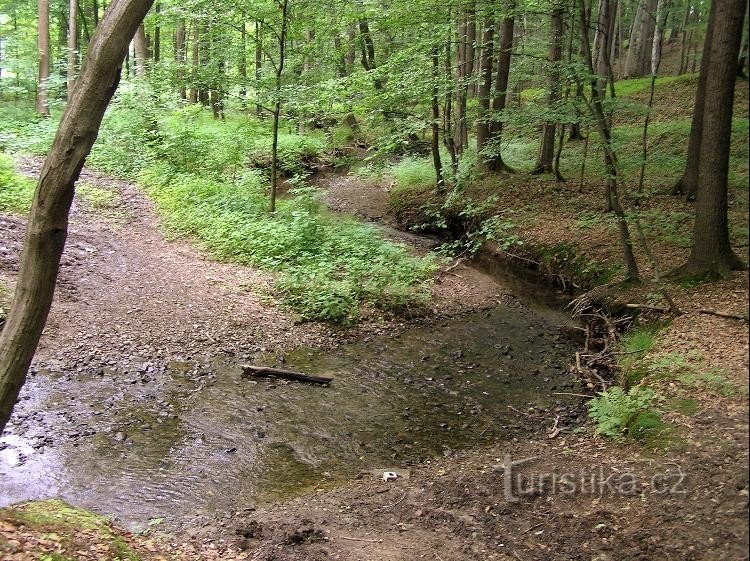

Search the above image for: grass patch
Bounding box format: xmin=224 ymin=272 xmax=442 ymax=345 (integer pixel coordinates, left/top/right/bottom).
xmin=0 ymin=153 xmax=34 ymax=213
xmin=76 ymin=183 xmax=120 ymax=209
xmin=618 ymin=324 xmax=661 ymax=387
xmin=140 ymin=165 xmax=439 ymax=323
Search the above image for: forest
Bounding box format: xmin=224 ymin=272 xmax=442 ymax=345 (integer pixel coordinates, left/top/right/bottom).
xmin=0 ymin=0 xmax=748 ymax=559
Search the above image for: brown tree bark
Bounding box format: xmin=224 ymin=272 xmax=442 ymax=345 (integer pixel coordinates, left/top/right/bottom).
xmin=488 ymin=1 xmax=516 ymax=172
xmin=255 ymin=21 xmax=262 ymax=116
xmin=671 ymin=0 xmax=715 ymax=199
xmin=270 ymin=0 xmax=289 ymax=213
xmin=153 ymin=1 xmax=160 ymax=62
xmin=36 ymin=0 xmax=51 ymax=116
xmin=0 ymin=0 xmax=155 ymax=435
xmin=476 ymin=14 xmax=495 ymax=160
xmin=67 ymin=0 xmax=78 ymax=97
xmin=189 ymin=24 xmax=199 ymax=103
xmin=175 ymin=20 xmax=187 ymax=101
xmin=533 ymin=6 xmax=564 ymax=175
xmin=672 ymin=0 xmax=746 ymax=278
xmin=431 ymin=46 xmax=445 ymax=191
xmin=579 ymin=0 xmax=640 ymax=282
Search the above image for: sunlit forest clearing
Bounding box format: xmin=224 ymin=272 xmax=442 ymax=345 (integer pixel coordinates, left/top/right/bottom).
xmin=0 ymin=0 xmax=748 ymax=559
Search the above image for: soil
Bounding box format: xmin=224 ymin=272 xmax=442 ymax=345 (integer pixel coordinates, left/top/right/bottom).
xmin=1 ymin=158 xmax=503 ymax=376
xmin=1 ymin=154 xmax=748 ymax=560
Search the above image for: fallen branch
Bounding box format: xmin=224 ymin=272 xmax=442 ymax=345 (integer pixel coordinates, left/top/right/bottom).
xmin=241 ymin=365 xmax=333 ymax=385
xmin=625 ymin=303 xmax=671 ymax=312
xmin=699 ymin=309 xmax=749 ymax=322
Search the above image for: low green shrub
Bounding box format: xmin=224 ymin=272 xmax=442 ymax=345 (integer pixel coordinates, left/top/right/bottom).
xmin=0 ymin=154 xmax=34 ymax=212
xmin=588 ymin=386 xmax=667 ymax=441
xmin=140 ymin=165 xmax=438 ymax=322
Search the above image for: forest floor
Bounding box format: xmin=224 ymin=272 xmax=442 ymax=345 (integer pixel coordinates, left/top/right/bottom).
xmin=1 ymin=152 xmax=748 ymax=560
xmin=1 ymin=74 xmax=749 ymax=560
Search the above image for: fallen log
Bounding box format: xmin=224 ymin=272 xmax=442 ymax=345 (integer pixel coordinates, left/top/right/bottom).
xmin=241 ymin=365 xmax=333 ymax=385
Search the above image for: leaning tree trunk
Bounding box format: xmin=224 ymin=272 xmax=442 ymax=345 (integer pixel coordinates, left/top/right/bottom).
xmin=36 ymin=0 xmax=51 ymax=116
xmin=671 ymin=0 xmax=715 ymax=199
xmin=672 ymin=0 xmax=746 ymax=278
xmin=431 ymin=45 xmax=445 ymax=192
xmin=488 ymin=1 xmax=516 ymax=172
xmin=0 ymin=0 xmax=155 ymax=435
xmin=533 ymin=6 xmax=563 ymax=175
xmin=579 ymin=0 xmax=640 ymax=283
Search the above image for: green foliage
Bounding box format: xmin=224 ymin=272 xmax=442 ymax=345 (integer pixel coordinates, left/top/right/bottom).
xmin=76 ymin=183 xmax=119 ymax=209
xmin=0 ymin=153 xmax=34 ymax=212
xmin=247 ymin=133 xmax=328 ymax=177
xmin=391 ymin=156 xmax=436 ymax=191
xmin=140 ymin=165 xmax=438 ymax=322
xmin=0 ymin=279 xmax=10 ymax=324
xmin=537 ymin=243 xmax=619 ymax=286
xmin=0 ymin=500 xmax=143 ymax=561
xmin=588 ymin=386 xmax=667 ymax=441
xmin=617 ymin=324 xmax=660 ymax=387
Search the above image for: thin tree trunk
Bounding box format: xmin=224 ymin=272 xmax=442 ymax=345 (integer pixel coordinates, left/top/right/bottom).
xmin=431 ymin=46 xmax=445 ymax=192
xmin=270 ymin=0 xmax=289 ymax=213
xmin=672 ymin=0 xmax=746 ymax=278
xmin=0 ymin=0 xmax=155 ymax=436
xmin=153 ymin=2 xmax=160 ymax=62
xmin=175 ymin=20 xmax=186 ymax=101
xmin=488 ymin=1 xmax=516 ymax=171
xmin=67 ymin=0 xmax=78 ymax=97
xmin=678 ymin=1 xmax=691 ymax=75
xmin=255 ymin=21 xmax=263 ymax=116
xmin=36 ymin=0 xmax=51 ymax=116
xmin=579 ymin=0 xmax=640 ymax=282
xmin=671 ymin=0 xmax=714 ymax=199
xmin=533 ymin=6 xmax=563 ymax=175
xmin=239 ymin=19 xmax=248 ymax=106
xmin=476 ymin=14 xmax=495 ymax=160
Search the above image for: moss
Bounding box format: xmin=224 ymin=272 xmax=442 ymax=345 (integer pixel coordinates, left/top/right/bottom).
xmin=0 ymin=500 xmax=143 ymax=561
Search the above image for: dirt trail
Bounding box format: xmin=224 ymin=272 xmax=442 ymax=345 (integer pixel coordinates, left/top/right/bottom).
xmin=1 ymin=159 xmax=502 ymax=375
xmin=1 ymin=162 xmax=748 ymax=561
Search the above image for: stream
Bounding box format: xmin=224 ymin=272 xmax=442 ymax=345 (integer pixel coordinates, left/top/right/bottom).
xmin=0 ymin=192 xmax=583 ymax=531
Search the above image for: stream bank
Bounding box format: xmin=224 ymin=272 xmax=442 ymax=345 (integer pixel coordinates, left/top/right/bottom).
xmin=0 ymin=162 xmax=747 ymax=561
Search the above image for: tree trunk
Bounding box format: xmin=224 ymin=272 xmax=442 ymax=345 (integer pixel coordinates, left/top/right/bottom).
xmin=189 ymin=24 xmax=199 ymax=103
xmin=67 ymin=0 xmax=78 ymax=97
xmin=36 ymin=0 xmax=51 ymax=116
xmin=239 ymin=19 xmax=248 ymax=105
xmin=625 ymin=0 xmax=657 ymax=78
xmin=672 ymin=0 xmax=746 ymax=278
xmin=0 ymin=0 xmax=154 ymax=436
xmin=431 ymin=46 xmax=445 ymax=191
xmin=579 ymin=0 xmax=640 ymax=283
xmin=454 ymin=11 xmax=468 ymax=152
xmin=488 ymin=2 xmax=516 ymax=171
xmin=175 ymin=20 xmax=186 ymax=101
xmin=255 ymin=21 xmax=263 ymax=116
xmin=134 ymin=22 xmax=148 ymax=76
xmin=533 ymin=6 xmax=563 ymax=175
xmin=678 ymin=1 xmax=691 ymax=75
xmin=594 ymin=0 xmax=617 ymax=93
xmin=476 ymin=14 xmax=495 ymax=160
xmin=270 ymin=0 xmax=289 ymax=213
xmin=153 ymin=1 xmax=160 ymax=62
xmin=671 ymin=0 xmax=714 ymax=199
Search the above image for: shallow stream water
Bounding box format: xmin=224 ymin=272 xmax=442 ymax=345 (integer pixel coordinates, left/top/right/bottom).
xmin=0 ymin=294 xmax=580 ymax=530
